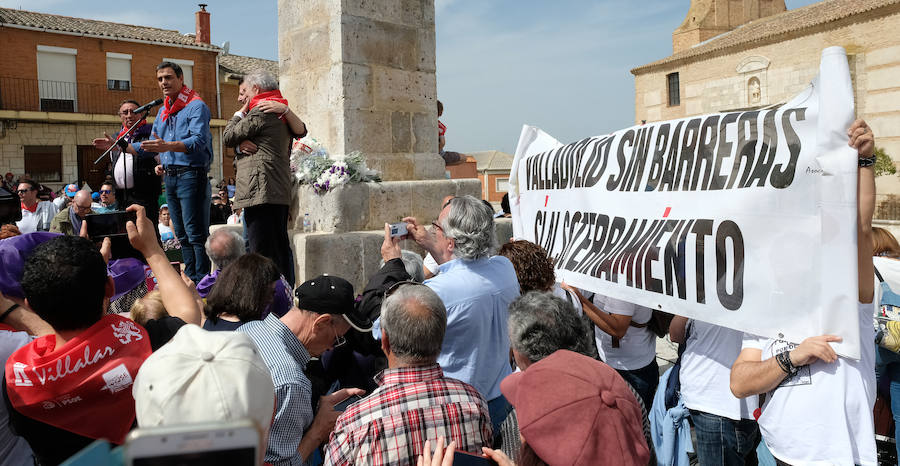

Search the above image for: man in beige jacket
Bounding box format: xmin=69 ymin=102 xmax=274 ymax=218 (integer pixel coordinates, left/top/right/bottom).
xmin=223 ymin=69 xmax=306 ymax=286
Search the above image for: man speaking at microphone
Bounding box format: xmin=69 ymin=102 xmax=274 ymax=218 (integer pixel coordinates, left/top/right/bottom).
xmin=117 ymin=62 xmax=213 ymax=282
xmin=92 ymin=99 xmax=162 ymax=224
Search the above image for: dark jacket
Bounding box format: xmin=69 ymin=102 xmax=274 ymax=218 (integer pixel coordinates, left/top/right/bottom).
xmin=223 ymin=108 xmax=293 ymax=209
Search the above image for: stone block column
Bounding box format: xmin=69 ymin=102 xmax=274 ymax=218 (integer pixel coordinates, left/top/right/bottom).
xmin=279 ymin=0 xmax=445 ymax=181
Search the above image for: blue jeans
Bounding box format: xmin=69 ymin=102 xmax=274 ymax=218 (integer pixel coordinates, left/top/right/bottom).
xmin=690 ymin=409 xmax=760 ymax=466
xmin=876 ymin=347 xmax=900 ymax=461
xmin=617 ymin=360 xmax=659 ymax=410
xmin=165 ymin=169 xmax=210 ymax=282
xmin=487 ymin=394 xmax=512 ymax=447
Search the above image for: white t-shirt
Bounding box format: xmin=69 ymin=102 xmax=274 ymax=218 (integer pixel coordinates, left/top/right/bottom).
xmin=680 ymin=320 xmax=757 ymax=420
xmin=16 ymin=201 xmax=56 ymax=234
xmin=741 ymin=301 xmax=877 ymax=465
xmin=1 ymin=328 xmax=35 ymax=465
xmin=592 ymin=294 xmax=655 ymax=370
xmin=113 ymin=150 xmax=134 ymax=189
xmin=158 ymin=223 xmax=175 ymax=242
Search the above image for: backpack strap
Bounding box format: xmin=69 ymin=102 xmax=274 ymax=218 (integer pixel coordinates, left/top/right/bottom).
xmin=875 ymin=266 xmax=886 ymax=283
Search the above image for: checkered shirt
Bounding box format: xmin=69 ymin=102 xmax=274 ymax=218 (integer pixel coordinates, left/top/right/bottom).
xmin=323 ymin=364 xmax=492 ymax=466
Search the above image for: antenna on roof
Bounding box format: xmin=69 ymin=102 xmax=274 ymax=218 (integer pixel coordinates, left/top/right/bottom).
xmin=199 ymin=4 xmax=208 ymax=11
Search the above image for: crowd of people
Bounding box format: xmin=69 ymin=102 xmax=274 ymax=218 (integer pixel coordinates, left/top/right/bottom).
xmin=0 ymin=54 xmax=889 ymax=466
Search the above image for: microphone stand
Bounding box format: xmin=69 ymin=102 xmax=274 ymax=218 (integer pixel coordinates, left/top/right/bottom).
xmin=93 ymin=107 xmax=152 ymax=210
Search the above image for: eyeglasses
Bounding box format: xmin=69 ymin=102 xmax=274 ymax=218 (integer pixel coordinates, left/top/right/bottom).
xmin=118 ymin=110 xmax=136 ymax=116
xmin=331 ymin=322 xmax=347 ymax=348
xmin=100 ymin=190 xmax=113 ymax=194
xmin=16 ymin=189 xmax=31 ymax=194
xmin=385 ymin=280 xmax=427 ymax=298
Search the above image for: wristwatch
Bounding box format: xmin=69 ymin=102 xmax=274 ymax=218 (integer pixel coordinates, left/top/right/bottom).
xmin=859 ymin=154 xmax=877 ymax=167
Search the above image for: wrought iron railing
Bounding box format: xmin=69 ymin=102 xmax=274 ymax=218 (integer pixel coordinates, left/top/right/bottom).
xmin=0 ymin=77 xmax=207 ymax=116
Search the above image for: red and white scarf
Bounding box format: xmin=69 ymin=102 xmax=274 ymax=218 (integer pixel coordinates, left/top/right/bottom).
xmin=5 ymin=314 xmax=151 ymax=443
xmin=160 ymin=85 xmax=203 ymax=122
xmin=248 ymin=90 xmax=289 ymax=122
xmin=116 ymin=119 xmax=147 ymax=140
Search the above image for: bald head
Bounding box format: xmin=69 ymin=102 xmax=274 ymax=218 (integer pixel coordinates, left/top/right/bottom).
xmin=380 ymin=283 xmax=447 ymax=365
xmin=71 ymin=190 xmax=93 ymax=219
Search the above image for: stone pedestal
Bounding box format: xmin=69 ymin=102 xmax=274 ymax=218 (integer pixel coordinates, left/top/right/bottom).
xmin=278 ymin=0 xmax=484 ymax=289
xmin=279 ymin=0 xmax=445 ymax=181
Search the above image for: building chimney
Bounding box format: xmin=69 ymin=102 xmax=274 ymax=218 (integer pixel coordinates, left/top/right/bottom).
xmin=195 ymin=4 xmax=210 ymax=44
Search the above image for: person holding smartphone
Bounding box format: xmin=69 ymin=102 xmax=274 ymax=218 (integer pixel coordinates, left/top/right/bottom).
xmin=1 ymin=204 xmax=201 ymax=465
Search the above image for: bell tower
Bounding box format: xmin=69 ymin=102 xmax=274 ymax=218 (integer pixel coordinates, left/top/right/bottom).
xmin=672 ymin=0 xmax=786 ymax=53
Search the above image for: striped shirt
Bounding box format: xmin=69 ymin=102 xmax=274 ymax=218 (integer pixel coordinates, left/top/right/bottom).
xmin=238 ymin=314 xmax=312 ymax=466
xmin=323 ymin=364 xmax=491 ymax=466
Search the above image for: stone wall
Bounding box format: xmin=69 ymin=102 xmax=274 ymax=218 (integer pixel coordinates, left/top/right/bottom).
xmin=278 ymin=0 xmax=444 ymax=181
xmin=633 ymin=8 xmax=900 ymax=198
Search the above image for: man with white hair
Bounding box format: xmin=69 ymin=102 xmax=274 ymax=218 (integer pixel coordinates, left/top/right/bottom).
xmin=196 ymin=228 xmax=246 ymax=298
xmin=404 ymin=195 xmax=520 ymax=439
xmin=223 ymin=69 xmax=307 ymax=286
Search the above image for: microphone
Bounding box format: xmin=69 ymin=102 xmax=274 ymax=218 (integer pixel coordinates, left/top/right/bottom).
xmin=133 ymin=98 xmax=164 ymax=114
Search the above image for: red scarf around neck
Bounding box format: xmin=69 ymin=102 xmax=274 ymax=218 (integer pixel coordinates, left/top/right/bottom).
xmin=116 ymin=120 xmax=147 ymax=140
xmin=5 ymin=314 xmax=151 ymax=443
xmin=160 ymin=85 xmax=203 ymax=122
xmin=248 ymin=90 xmax=289 ymax=122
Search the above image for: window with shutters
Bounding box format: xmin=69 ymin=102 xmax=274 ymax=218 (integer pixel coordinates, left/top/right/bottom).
xmin=107 ymin=53 xmax=132 ymax=91
xmin=36 ymin=45 xmax=77 ymax=112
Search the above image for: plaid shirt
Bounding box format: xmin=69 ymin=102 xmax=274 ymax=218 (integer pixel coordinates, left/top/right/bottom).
xmin=238 ymin=314 xmax=313 ymax=466
xmin=323 ymin=364 xmax=492 ymax=466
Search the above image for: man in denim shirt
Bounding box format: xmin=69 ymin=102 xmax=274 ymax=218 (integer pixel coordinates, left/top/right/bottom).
xmin=125 ymin=61 xmax=213 ymax=281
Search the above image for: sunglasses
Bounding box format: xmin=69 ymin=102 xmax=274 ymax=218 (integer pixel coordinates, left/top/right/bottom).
xmin=16 ymin=189 xmax=31 ymax=194
xmin=100 ymin=190 xmax=113 ymax=194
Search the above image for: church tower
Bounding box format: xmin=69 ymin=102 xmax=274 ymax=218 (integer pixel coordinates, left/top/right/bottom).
xmin=672 ymin=0 xmax=786 ymax=53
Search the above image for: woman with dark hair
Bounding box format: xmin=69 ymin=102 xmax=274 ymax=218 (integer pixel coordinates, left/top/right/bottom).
xmin=203 ymin=253 xmax=280 ymax=331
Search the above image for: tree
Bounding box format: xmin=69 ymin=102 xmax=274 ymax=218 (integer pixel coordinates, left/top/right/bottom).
xmin=874 ymin=147 xmax=895 ymax=177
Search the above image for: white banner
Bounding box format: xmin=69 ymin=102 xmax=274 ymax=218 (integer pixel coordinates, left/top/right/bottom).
xmin=510 ymin=47 xmax=862 ymax=358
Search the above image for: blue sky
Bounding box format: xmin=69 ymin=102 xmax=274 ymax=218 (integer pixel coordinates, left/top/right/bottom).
xmin=1 ymin=0 xmax=820 ymax=153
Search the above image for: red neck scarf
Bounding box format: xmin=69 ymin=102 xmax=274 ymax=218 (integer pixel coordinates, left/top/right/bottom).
xmin=116 ymin=120 xmax=147 ymax=140
xmin=248 ymin=90 xmax=289 ymax=122
xmin=160 ymin=85 xmax=202 ymax=122
xmin=21 ymin=201 xmax=38 ymax=213
xmin=5 ymin=314 xmax=151 ymax=443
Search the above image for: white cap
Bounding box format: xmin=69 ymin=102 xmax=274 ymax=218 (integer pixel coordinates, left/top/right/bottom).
xmin=133 ymin=325 xmax=275 ymax=432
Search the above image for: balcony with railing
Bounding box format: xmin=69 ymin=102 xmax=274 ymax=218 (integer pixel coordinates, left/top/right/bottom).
xmin=0 ymin=77 xmax=213 ymax=116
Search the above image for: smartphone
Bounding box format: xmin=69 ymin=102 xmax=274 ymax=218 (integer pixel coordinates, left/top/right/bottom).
xmin=389 ymin=222 xmax=408 ymax=237
xmin=335 ymin=394 xmax=363 ymax=411
xmin=453 ymin=450 xmax=497 ymax=466
xmin=170 ymin=262 xmax=182 ymax=274
xmin=125 ymin=420 xmax=261 ymax=466
xmin=85 ymin=211 xmax=137 ymax=239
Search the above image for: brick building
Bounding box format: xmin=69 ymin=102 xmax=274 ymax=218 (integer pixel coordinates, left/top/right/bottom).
xmin=631 ymin=0 xmax=900 ymax=205
xmin=0 ymin=6 xmax=275 ymax=193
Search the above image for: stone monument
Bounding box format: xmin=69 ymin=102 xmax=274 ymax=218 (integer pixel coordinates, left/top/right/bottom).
xmin=278 ymin=0 xmax=481 ymax=288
